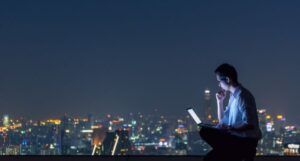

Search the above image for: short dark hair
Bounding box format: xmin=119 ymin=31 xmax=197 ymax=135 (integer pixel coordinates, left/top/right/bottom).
xmin=214 ymin=63 xmax=238 ymax=84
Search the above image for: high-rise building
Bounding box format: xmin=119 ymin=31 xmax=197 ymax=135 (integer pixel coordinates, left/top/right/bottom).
xmin=75 ymin=129 xmax=93 ymax=155
xmin=60 ymin=115 xmax=73 ymax=155
xmin=5 ymin=145 xmax=20 ymax=155
xmin=101 ymin=129 xmax=132 ymax=155
xmin=284 ymin=143 xmax=300 ymax=156
xmin=92 ymin=128 xmax=107 ymax=146
xmin=274 ymin=114 xmax=286 ymax=136
xmin=20 ymin=141 xmax=32 ymax=155
xmin=3 ymin=115 xmax=9 ymax=127
xmin=102 ymin=131 xmax=118 ymax=155
xmin=257 ymin=109 xmax=268 ymax=155
xmin=87 ymin=114 xmax=94 ymax=129
xmin=203 ymin=89 xmax=213 ymax=123
xmin=91 ymin=127 xmax=107 ymax=155
xmin=115 ymin=129 xmax=132 ymax=155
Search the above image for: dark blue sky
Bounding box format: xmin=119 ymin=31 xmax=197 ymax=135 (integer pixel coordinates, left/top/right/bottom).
xmin=0 ymin=1 xmax=299 ymax=124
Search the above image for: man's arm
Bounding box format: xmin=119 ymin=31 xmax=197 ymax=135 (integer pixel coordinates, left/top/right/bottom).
xmin=231 ymin=94 xmax=256 ymax=131
xmin=216 ymin=90 xmax=226 ymax=123
xmin=217 ymin=101 xmax=224 ymax=123
xmin=230 ymin=123 xmax=254 ymax=131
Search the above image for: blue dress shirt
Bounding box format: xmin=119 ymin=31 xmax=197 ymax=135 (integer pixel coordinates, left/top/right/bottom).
xmin=221 ymin=85 xmax=262 ymax=139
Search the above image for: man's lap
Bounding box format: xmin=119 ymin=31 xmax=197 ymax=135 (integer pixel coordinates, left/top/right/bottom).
xmin=199 ymin=127 xmax=258 ymax=151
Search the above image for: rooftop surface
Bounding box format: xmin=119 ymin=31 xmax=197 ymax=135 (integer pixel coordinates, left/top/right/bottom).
xmin=0 ymin=156 xmax=299 ymax=161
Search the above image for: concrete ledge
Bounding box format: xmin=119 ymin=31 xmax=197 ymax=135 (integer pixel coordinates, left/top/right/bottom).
xmin=0 ymin=156 xmax=299 ymax=161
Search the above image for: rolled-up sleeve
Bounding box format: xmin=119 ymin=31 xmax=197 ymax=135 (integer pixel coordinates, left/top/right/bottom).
xmin=221 ymin=106 xmax=230 ymax=125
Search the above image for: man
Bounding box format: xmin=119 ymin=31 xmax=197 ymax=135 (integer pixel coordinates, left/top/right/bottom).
xmin=199 ymin=63 xmax=262 ymax=161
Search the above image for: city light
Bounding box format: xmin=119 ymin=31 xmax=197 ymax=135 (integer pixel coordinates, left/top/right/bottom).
xmin=288 ymin=144 xmax=300 ymax=149
xmin=0 ymin=111 xmax=298 ymax=156
xmin=46 ymin=119 xmax=61 ymax=125
xmin=204 ymin=90 xmax=210 ymax=94
xmin=258 ymin=109 xmax=266 ymax=114
xmin=266 ymin=122 xmax=274 ymax=132
xmin=81 ymin=130 xmax=93 ymax=133
xmin=277 ymin=115 xmax=283 ymax=120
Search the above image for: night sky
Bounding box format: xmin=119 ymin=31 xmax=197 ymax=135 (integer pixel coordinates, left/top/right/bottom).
xmin=0 ymin=1 xmax=299 ymax=124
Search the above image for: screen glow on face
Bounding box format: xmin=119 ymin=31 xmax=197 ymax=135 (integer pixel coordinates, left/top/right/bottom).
xmin=187 ymin=109 xmax=202 ymax=124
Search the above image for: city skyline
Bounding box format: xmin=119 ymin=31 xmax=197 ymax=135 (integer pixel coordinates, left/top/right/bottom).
xmin=0 ymin=1 xmax=300 ymax=125
xmin=0 ymin=107 xmax=299 ymax=156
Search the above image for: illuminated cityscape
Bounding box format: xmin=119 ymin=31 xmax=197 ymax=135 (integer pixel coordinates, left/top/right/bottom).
xmin=0 ymin=1 xmax=299 ymax=161
xmin=0 ymin=91 xmax=299 ymax=156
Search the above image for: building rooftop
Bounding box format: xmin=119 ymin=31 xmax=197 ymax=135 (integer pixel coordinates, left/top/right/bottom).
xmin=0 ymin=156 xmax=299 ymax=161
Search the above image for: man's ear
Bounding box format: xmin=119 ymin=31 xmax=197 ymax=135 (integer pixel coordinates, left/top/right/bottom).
xmin=226 ymin=77 xmax=230 ymax=84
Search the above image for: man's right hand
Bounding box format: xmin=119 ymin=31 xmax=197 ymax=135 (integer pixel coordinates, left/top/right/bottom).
xmin=216 ymin=90 xmax=226 ymax=102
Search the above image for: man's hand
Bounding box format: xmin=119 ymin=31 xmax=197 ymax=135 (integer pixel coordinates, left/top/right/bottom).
xmin=216 ymin=90 xmax=226 ymax=123
xmin=216 ymin=123 xmax=233 ymax=130
xmin=216 ymin=90 xmax=226 ymax=102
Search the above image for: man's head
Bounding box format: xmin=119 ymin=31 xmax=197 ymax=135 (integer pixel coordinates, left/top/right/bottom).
xmin=215 ymin=63 xmax=239 ymax=91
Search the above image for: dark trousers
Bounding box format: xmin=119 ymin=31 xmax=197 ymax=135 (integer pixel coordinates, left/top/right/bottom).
xmin=199 ymin=127 xmax=258 ymax=161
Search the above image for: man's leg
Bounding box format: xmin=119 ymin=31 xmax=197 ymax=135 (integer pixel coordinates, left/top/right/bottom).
xmin=226 ymin=137 xmax=259 ymax=161
xmin=200 ymin=127 xmax=254 ymax=161
xmin=199 ymin=127 xmax=232 ymax=161
xmin=199 ymin=127 xmax=229 ymax=149
xmin=240 ymin=138 xmax=259 ymax=161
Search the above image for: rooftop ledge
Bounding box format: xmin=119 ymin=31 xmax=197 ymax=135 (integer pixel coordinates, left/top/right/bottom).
xmin=0 ymin=156 xmax=299 ymax=161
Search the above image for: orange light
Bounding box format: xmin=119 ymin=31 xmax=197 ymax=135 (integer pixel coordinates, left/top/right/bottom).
xmin=208 ymin=114 xmax=212 ymax=119
xmin=277 ymin=115 xmax=283 ymax=120
xmin=159 ymin=138 xmax=166 ymax=142
xmin=47 ymin=119 xmax=61 ymax=125
xmin=266 ymin=115 xmax=271 ymax=119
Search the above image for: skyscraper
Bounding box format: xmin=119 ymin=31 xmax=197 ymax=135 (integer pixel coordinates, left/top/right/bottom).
xmin=102 ymin=131 xmax=118 ymax=155
xmin=3 ymin=115 xmax=9 ymax=127
xmin=203 ymin=89 xmax=213 ymax=123
xmin=87 ymin=114 xmax=94 ymax=129
xmin=115 ymin=129 xmax=132 ymax=155
xmin=91 ymin=127 xmax=107 ymax=155
xmin=60 ymin=115 xmax=73 ymax=155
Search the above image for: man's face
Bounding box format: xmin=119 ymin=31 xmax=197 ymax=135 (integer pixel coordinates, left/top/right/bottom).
xmin=216 ymin=74 xmax=230 ymax=91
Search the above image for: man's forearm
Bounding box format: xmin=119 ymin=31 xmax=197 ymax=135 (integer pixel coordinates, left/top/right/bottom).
xmin=217 ymin=101 xmax=224 ymax=123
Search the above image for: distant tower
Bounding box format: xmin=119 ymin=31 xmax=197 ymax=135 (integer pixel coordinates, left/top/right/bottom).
xmin=101 ymin=129 xmax=132 ymax=155
xmin=3 ymin=115 xmax=9 ymax=127
xmin=274 ymin=114 xmax=286 ymax=136
xmin=92 ymin=127 xmax=107 ymax=155
xmin=87 ymin=114 xmax=94 ymax=129
xmin=257 ymin=109 xmax=267 ymax=133
xmin=102 ymin=131 xmax=118 ymax=155
xmin=60 ymin=114 xmax=73 ymax=155
xmin=115 ymin=129 xmax=132 ymax=155
xmin=203 ymin=89 xmax=213 ymax=123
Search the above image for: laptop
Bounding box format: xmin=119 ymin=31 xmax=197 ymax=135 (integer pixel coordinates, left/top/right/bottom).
xmin=186 ymin=107 xmax=217 ymax=129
